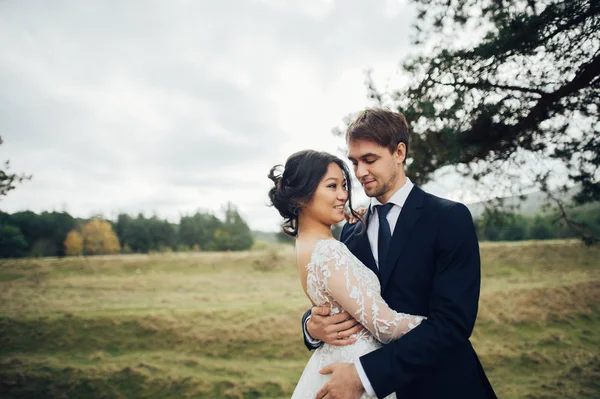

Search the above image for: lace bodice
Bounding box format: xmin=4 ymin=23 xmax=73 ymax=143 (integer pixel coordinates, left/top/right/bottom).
xmin=305 ymin=239 xmax=425 ymax=344
xmin=292 ymin=239 xmax=424 ymax=398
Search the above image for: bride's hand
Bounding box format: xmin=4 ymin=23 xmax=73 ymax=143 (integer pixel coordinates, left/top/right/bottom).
xmin=307 ymin=306 xmax=363 ymax=346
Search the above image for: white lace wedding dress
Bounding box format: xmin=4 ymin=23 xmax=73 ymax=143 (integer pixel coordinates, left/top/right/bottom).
xmin=291 ymin=239 xmax=425 ymax=399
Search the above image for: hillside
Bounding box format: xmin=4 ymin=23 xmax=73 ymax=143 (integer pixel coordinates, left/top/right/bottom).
xmin=466 ymin=185 xmax=585 ymax=219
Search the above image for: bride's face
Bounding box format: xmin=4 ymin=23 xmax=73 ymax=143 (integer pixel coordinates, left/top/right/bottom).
xmin=303 ymin=162 xmax=348 ymax=226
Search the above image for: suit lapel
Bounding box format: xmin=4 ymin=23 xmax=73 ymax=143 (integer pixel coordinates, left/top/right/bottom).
xmin=342 ymin=208 xmax=377 ymax=275
xmin=380 ymin=186 xmax=425 ymax=291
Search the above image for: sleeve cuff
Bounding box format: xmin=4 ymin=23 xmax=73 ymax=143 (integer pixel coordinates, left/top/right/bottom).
xmin=354 ymin=359 xmax=376 ymax=396
xmin=303 ymin=316 xmax=322 ymax=346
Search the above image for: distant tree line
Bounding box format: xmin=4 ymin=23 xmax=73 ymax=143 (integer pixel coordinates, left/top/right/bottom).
xmin=475 ymin=204 xmax=600 ymax=242
xmin=0 ymin=202 xmax=254 ymax=258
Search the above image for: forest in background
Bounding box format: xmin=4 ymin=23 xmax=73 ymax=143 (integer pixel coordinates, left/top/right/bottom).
xmin=0 ymin=202 xmax=254 ymax=258
xmin=1 ymin=198 xmax=599 ymax=258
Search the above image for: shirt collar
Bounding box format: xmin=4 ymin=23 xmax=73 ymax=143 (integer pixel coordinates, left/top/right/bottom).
xmin=369 ymin=177 xmax=414 ymax=211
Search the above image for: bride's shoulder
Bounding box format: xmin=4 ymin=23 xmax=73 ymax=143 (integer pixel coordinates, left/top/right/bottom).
xmin=314 ymin=238 xmax=345 ymax=249
xmin=312 ymin=239 xmax=351 ymax=258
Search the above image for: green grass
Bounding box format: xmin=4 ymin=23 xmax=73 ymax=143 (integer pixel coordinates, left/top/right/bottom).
xmin=0 ymin=241 xmax=599 ymax=398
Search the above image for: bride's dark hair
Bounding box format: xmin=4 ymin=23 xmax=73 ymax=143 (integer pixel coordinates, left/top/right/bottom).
xmin=268 ymin=149 xmax=362 ymax=237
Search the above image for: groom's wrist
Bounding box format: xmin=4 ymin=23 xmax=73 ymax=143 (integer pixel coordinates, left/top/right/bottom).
xmin=304 ymin=316 xmax=321 ymax=345
xmin=354 ymin=359 xmax=375 ymax=396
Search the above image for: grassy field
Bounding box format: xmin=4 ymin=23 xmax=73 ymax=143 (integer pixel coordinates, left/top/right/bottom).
xmin=0 ymin=240 xmax=599 ymax=399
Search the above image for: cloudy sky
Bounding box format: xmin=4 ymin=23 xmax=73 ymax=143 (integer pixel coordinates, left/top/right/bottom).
xmin=0 ymin=0 xmax=453 ymax=231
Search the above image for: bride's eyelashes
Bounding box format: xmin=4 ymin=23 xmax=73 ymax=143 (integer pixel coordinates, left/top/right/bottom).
xmin=327 ymin=184 xmax=348 ymax=192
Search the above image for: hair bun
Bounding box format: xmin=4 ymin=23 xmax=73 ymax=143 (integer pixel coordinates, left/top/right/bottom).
xmin=268 ymin=165 xmax=283 ymax=188
xmin=268 ymin=164 xmax=295 ymax=221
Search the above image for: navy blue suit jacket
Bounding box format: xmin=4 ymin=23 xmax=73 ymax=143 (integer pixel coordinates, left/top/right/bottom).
xmin=302 ymin=186 xmax=496 ymax=398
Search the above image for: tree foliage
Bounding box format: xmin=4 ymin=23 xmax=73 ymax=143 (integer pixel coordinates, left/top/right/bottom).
xmin=179 ymin=212 xmax=222 ymax=250
xmin=0 ymin=224 xmax=28 ymax=258
xmin=0 ymin=211 xmax=76 ymax=257
xmin=475 ymin=202 xmax=600 ymax=241
xmin=357 ymin=0 xmax=599 ymax=242
xmin=64 ymin=230 xmax=83 ymax=256
xmin=0 ymin=136 xmax=31 ymax=197
xmin=81 ymin=219 xmax=121 ymax=255
xmin=211 ymin=202 xmax=254 ymax=251
xmin=529 ymin=215 xmax=553 ymax=239
xmin=115 ymin=214 xmax=177 ymax=253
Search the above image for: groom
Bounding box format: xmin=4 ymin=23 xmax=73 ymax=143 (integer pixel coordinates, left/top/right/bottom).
xmin=301 ymin=109 xmax=497 ymax=398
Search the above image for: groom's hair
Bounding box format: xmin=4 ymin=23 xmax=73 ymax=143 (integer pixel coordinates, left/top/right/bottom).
xmin=345 ymin=108 xmax=410 ymax=164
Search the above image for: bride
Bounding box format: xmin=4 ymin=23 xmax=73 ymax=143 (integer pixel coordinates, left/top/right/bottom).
xmin=268 ymin=150 xmax=425 ymax=399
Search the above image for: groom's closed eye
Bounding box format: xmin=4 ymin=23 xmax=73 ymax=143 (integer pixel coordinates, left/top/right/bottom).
xmin=349 ymin=157 xmax=378 ymax=166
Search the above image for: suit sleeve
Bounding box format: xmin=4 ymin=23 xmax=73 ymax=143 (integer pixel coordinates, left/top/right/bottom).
xmin=359 ymin=203 xmax=481 ymax=397
xmin=302 ymin=307 xmax=323 ymax=351
xmin=339 ymin=221 xmax=353 ymax=242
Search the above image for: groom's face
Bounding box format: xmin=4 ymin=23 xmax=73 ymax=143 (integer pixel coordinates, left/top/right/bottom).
xmin=347 ymin=139 xmax=404 ymax=200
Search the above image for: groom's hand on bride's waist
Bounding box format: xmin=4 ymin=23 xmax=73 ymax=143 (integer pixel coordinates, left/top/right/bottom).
xmin=317 ymin=363 xmax=364 ymax=399
xmin=307 ymin=306 xmax=363 ymax=346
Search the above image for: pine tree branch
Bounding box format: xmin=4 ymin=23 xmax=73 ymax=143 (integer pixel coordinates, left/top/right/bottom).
xmin=463 ymin=52 xmax=600 ymax=161
xmin=434 ymin=79 xmax=547 ymax=95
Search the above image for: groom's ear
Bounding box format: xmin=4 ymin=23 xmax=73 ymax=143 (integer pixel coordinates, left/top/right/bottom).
xmin=394 ymin=142 xmax=406 ymax=164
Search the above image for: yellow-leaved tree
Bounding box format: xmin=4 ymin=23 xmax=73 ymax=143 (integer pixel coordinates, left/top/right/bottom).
xmin=64 ymin=230 xmax=83 ymax=256
xmin=81 ymin=219 xmax=121 ymax=255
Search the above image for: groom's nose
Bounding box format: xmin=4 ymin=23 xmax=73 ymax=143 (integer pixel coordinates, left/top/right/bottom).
xmin=355 ymin=162 xmax=368 ymax=179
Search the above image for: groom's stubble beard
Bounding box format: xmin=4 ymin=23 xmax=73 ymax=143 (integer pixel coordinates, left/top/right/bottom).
xmin=363 ymin=167 xmax=398 ymax=199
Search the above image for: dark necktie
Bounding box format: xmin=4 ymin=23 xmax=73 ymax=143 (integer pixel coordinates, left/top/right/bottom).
xmin=376 ymin=203 xmax=394 ymax=270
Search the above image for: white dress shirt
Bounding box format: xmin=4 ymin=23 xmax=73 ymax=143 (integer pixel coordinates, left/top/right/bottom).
xmin=366 ymin=177 xmax=414 ymax=267
xmin=354 ymin=177 xmax=414 ymax=396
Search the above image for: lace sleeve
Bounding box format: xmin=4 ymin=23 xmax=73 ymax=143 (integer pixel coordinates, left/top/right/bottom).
xmin=312 ymin=240 xmax=426 ymax=344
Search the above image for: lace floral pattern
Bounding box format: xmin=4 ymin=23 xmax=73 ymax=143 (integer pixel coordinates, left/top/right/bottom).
xmin=306 ymin=239 xmax=425 ymax=344
xmin=291 ymin=239 xmax=425 ymax=399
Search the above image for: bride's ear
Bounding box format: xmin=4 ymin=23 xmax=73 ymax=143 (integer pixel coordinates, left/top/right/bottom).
xmin=297 ymin=203 xmax=306 ymax=214
xmin=296 ymin=200 xmax=309 ymax=215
